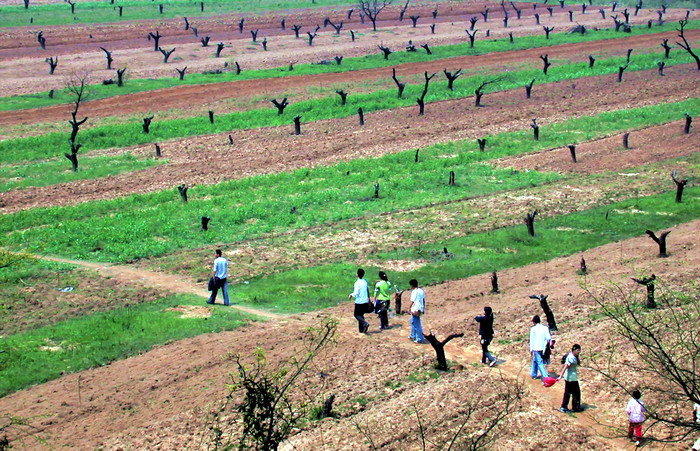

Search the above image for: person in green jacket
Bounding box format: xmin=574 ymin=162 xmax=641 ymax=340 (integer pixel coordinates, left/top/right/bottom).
xmin=373 ymin=271 xmax=395 ymax=330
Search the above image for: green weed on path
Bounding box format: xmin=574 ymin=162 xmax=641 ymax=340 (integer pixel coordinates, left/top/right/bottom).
xmin=232 ymin=187 xmax=700 ymax=313
xmin=1 ymin=98 xmax=697 ymax=262
xmin=2 ymin=20 xmax=696 ymax=113
xmin=3 ymin=48 xmax=698 ymax=164
xmin=0 ymin=293 xmax=259 ymax=397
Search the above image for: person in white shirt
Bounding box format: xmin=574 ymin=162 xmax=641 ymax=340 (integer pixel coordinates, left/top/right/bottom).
xmin=625 ymin=390 xmax=645 ymax=446
xmin=408 ymin=279 xmax=425 ymax=343
xmin=529 ymin=315 xmax=551 ymax=380
xmin=692 ymin=403 xmax=700 ymax=450
xmin=207 ymin=249 xmax=229 ymax=306
xmin=349 ymin=268 xmax=370 ymax=333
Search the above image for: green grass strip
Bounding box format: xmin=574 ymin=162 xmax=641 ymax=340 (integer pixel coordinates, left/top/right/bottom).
xmin=0 ymin=153 xmax=163 ymax=193
xmin=2 ymin=98 xmax=697 ymax=263
xmin=233 ymin=187 xmax=700 ymax=313
xmin=513 ymin=0 xmax=700 ymax=9
xmin=2 ymin=20 xmax=695 ymax=113
xmin=0 ymin=0 xmax=380 ymax=28
xmin=3 ymin=46 xmax=696 ymax=164
xmin=0 ymin=293 xmax=258 ymax=397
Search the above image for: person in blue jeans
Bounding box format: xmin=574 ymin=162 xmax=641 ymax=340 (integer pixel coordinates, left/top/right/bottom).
xmin=529 ymin=315 xmax=551 ymax=381
xmin=207 ymin=249 xmax=230 ymax=306
xmin=408 ymin=279 xmax=425 ymax=343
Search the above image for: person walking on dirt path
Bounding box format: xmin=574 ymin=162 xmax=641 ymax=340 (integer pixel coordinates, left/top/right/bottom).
xmin=207 ymin=249 xmax=230 ymax=306
xmin=373 ymin=271 xmax=394 ymax=330
xmin=408 ymin=279 xmax=425 ymax=343
xmin=529 ymin=315 xmax=551 ymax=381
xmin=474 ymin=306 xmax=498 ymax=367
xmin=557 ymin=344 xmax=583 ymax=413
xmin=625 ymin=389 xmax=645 ymax=446
xmin=349 ymin=268 xmax=371 ymax=333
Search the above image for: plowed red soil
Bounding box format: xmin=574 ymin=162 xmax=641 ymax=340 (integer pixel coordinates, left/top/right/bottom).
xmin=4 ymin=26 xmax=694 ymax=125
xmin=1 ymin=64 xmax=697 ymax=213
xmin=2 ymin=219 xmax=698 ymax=449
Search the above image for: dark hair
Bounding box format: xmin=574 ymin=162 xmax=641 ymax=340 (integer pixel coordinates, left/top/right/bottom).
xmin=632 ymin=390 xmax=642 ymax=400
xmin=532 ymin=315 xmax=541 ymax=324
xmin=484 ymin=306 xmax=493 ymax=316
xmin=572 ymin=344 xmax=581 ymax=351
xmin=357 ymin=268 xmax=365 ymax=278
xmin=409 ymin=279 xmax=418 ymax=288
xmin=215 ymin=249 xmax=222 ymax=256
xmin=378 ymin=271 xmax=388 ymax=281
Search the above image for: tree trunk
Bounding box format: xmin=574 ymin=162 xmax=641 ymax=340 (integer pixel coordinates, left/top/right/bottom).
xmin=567 ymin=144 xmax=577 ymax=162
xmin=448 ymin=170 xmax=455 ymax=186
xmin=530 ymin=295 xmax=558 ymax=331
xmin=357 ymin=107 xmax=364 ymax=126
xmin=321 ymin=394 xmax=335 ymax=418
xmin=525 ymin=79 xmax=535 ymax=98
xmin=477 ymin=138 xmax=486 ymax=151
xmin=524 ymin=210 xmax=538 ymax=236
xmin=394 ymin=291 xmax=404 ymax=315
xmin=490 ymin=271 xmax=499 ymax=293
xmin=645 ymin=230 xmax=670 ymax=257
xmin=425 ymin=332 xmax=464 ymax=371
xmin=208 ymin=110 xmax=214 ymax=124
xmin=579 ymin=257 xmax=587 ymax=274
xmin=293 ymin=115 xmax=301 ymax=135
xmin=622 ymin=132 xmax=630 ymax=149
xmin=684 ymin=113 xmax=692 ymax=134
xmin=201 ymin=216 xmax=211 ymax=231
xmin=672 ymin=170 xmax=688 ymax=202
xmin=336 ymin=90 xmax=347 ymax=105
xmin=177 ymin=184 xmax=188 ymax=202
xmin=373 ymin=183 xmax=380 ymax=198
xmin=633 ymin=275 xmax=656 ymax=308
xmin=154 ymin=143 xmax=161 ymax=157
xmin=142 ymin=116 xmax=153 ymax=133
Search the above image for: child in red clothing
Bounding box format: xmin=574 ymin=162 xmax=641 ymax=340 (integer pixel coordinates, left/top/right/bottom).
xmin=625 ymin=390 xmax=645 ymax=446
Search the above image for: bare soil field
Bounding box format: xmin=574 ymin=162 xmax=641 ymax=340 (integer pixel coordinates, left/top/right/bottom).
xmin=1 ymin=22 xmax=694 ymax=120
xmin=2 ymin=219 xmax=698 ymax=449
xmin=1 ymin=63 xmax=696 ymax=213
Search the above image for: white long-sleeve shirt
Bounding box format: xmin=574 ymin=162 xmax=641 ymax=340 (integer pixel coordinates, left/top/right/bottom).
xmin=350 ymin=278 xmax=369 ymax=304
xmin=626 ymin=398 xmax=645 ymax=423
xmin=529 ymin=323 xmax=551 ymax=352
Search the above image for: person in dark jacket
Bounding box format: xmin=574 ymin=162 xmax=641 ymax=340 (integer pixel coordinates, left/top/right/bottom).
xmin=474 ymin=306 xmax=498 ymax=367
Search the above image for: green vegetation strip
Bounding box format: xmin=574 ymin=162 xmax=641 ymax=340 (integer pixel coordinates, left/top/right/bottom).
xmin=0 ymin=287 xmax=258 ymax=397
xmin=233 ymin=187 xmax=700 ymax=313
xmin=0 ymin=0 xmax=378 ymax=28
xmin=0 ymin=153 xmax=163 ymax=193
xmin=3 ymin=47 xmax=697 ymax=165
xmin=2 ymin=20 xmax=694 ymax=112
xmin=2 ymin=98 xmax=697 ymax=262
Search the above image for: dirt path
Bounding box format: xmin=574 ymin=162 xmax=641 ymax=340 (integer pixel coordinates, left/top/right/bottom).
xmin=1 ymin=63 xmax=697 ymax=213
xmin=2 ymin=26 xmax=694 ymax=126
xmin=39 ymin=255 xmax=284 ymax=320
xmin=3 ymin=219 xmax=698 ymax=449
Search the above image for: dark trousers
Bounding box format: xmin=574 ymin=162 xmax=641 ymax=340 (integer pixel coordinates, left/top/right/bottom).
xmin=377 ymin=300 xmax=389 ymax=328
xmin=561 ymin=380 xmax=581 ymax=411
xmin=353 ymin=303 xmax=369 ymax=332
xmin=481 ymin=338 xmax=496 ymax=363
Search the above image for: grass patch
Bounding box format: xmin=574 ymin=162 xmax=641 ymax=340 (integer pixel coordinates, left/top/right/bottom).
xmin=2 ymin=20 xmax=695 ymax=113
xmin=231 ymin=187 xmax=700 ymax=312
xmin=3 ymin=45 xmax=697 ymax=164
xmin=0 ymin=292 xmax=258 ymax=397
xmin=0 ymin=153 xmax=163 ymax=192
xmin=1 ymin=98 xmax=697 ymax=263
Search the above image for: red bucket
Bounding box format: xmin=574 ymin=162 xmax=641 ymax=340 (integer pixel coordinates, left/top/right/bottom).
xmin=543 ymin=377 xmax=558 ymax=387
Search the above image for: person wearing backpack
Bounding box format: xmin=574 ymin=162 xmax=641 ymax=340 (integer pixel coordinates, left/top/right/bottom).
xmin=408 ymin=279 xmax=425 ymax=343
xmin=557 ymin=344 xmax=583 ymax=413
xmin=373 ymin=271 xmax=394 ymax=330
xmin=474 ymin=306 xmax=497 ymax=367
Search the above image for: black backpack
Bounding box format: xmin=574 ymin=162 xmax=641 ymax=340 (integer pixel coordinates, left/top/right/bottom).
xmin=560 ymin=352 xmax=569 ymax=365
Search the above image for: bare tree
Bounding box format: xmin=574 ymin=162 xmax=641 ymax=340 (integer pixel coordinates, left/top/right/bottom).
xmin=358 ymin=0 xmax=393 ymax=31
xmin=158 ymin=47 xmax=175 ymax=63
xmin=585 ymin=281 xmax=700 ymax=442
xmin=424 ymin=330 xmax=463 ymax=370
xmin=540 ymin=54 xmax=552 ymax=75
xmin=676 ymin=19 xmax=700 ymax=70
xmin=65 ymin=73 xmax=89 ymax=172
xmin=200 ymin=36 xmax=210 ymax=47
xmin=416 ymin=71 xmax=436 ymax=115
xmin=391 ymin=67 xmax=406 ymax=98
xmin=661 ymin=39 xmax=672 ymax=58
xmin=176 ymin=66 xmax=188 ymax=80
xmin=45 ymin=56 xmax=58 ymax=74
xmin=474 ymin=79 xmax=498 ymax=107
xmin=443 ymin=68 xmax=462 ymax=90
xmin=99 ymin=47 xmax=113 ymax=69
xmin=378 ymin=44 xmax=392 ymax=59
xmin=524 ymin=208 xmax=538 ymax=235
xmin=646 ymin=229 xmax=671 ymax=257
xmin=270 ymin=98 xmax=289 ymax=115
xmin=147 ymin=30 xmax=161 ymax=51
xmin=529 ymin=294 xmax=558 ymax=331
xmin=466 ymin=29 xmax=478 ymax=48
xmin=398 ymin=0 xmax=409 ymax=21
xmin=205 ymin=319 xmax=337 ymax=450
xmin=291 ymin=24 xmax=302 ymax=38
xmin=115 ymin=67 xmax=127 ymax=87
